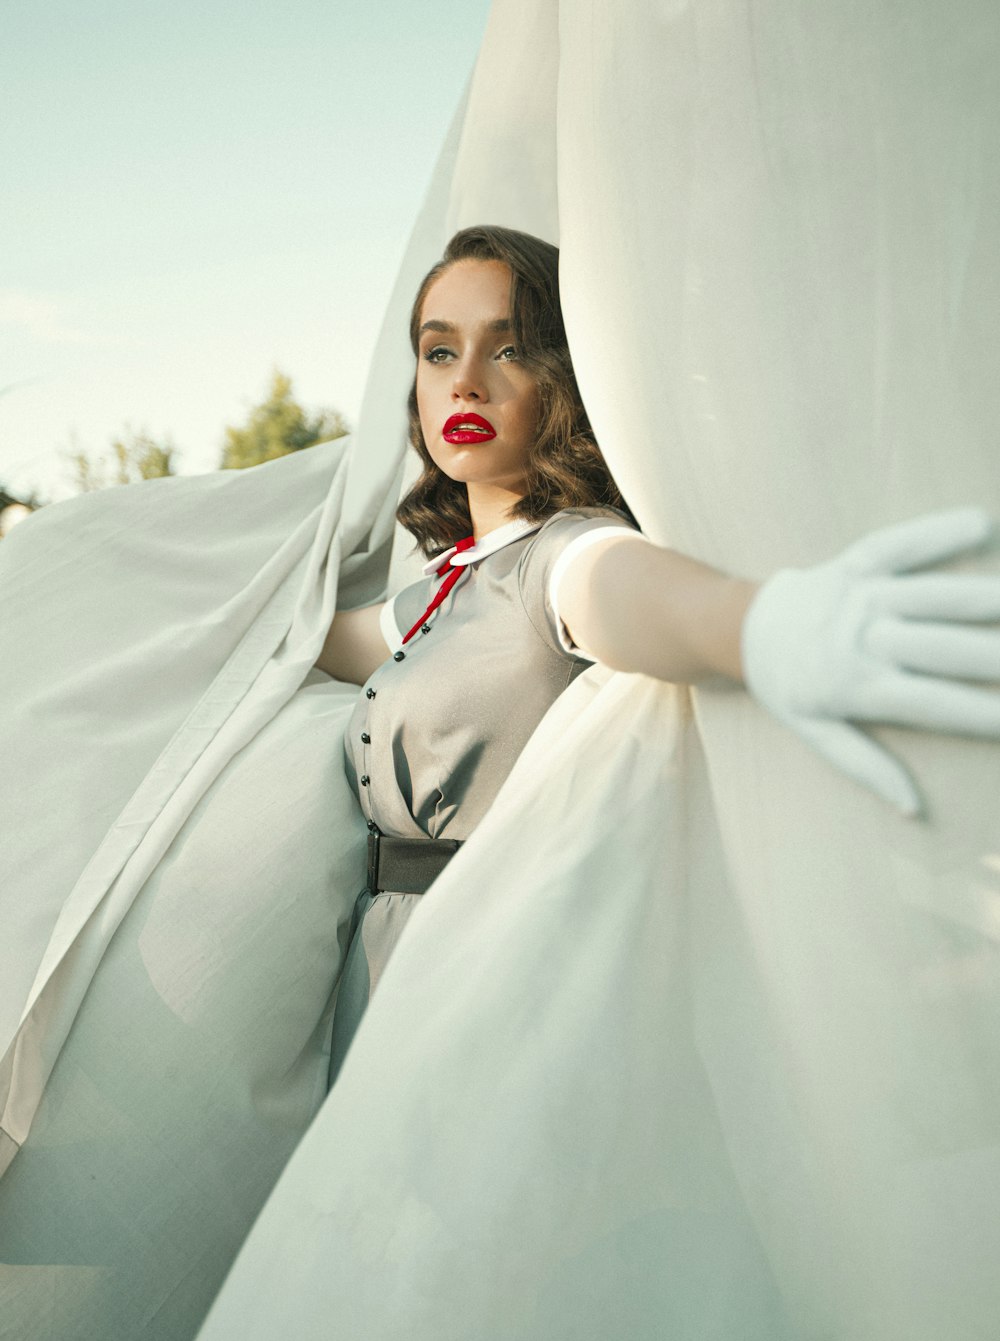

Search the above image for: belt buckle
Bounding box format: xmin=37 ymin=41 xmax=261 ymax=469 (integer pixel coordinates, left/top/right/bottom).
xmin=366 ymin=827 xmax=381 ymax=892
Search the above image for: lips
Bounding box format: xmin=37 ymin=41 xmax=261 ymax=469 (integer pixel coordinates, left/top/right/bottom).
xmin=442 ymin=412 xmax=496 ymax=444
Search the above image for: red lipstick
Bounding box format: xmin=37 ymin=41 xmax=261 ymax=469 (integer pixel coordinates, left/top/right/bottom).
xmin=443 ymin=412 xmax=496 ymax=444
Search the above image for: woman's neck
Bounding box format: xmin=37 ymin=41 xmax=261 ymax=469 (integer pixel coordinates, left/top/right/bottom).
xmin=466 ymin=484 xmax=527 ymax=540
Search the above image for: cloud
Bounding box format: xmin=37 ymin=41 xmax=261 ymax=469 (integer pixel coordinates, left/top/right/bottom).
xmin=0 ymin=291 xmax=87 ymax=345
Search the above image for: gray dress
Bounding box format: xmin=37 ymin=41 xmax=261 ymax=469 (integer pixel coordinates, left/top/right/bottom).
xmin=328 ymin=507 xmax=634 ymax=1081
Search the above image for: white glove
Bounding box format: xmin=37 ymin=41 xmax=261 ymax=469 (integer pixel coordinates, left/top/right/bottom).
xmin=741 ymin=507 xmax=1000 ymax=816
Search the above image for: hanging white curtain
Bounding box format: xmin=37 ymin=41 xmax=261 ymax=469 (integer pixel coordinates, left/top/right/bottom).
xmin=196 ymin=3 xmax=1000 ymax=1340
xmin=0 ymin=95 xmax=475 ymax=1341
xmin=2 ymin=2 xmax=999 ymax=1339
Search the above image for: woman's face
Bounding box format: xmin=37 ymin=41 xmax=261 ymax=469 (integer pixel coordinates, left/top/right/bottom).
xmin=415 ymin=259 xmax=541 ymax=502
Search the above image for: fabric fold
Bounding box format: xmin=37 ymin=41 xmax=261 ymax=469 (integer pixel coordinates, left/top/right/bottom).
xmin=199 ymin=3 xmax=1000 ymax=1338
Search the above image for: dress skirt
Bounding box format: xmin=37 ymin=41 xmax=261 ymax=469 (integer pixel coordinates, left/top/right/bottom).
xmin=328 ymin=889 xmax=422 ymax=1085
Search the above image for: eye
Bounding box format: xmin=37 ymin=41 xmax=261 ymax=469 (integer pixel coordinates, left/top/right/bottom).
xmin=497 ymin=345 xmax=519 ymax=362
xmin=423 ymin=345 xmax=453 ymax=364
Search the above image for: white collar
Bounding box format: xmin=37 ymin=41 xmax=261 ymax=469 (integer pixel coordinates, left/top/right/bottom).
xmin=422 ymin=517 xmax=543 ymax=576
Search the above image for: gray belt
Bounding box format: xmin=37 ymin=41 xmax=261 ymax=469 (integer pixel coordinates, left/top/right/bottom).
xmin=366 ymin=825 xmax=463 ymax=895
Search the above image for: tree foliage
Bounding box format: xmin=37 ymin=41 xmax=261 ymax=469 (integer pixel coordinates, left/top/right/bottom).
xmin=64 ymin=429 xmax=177 ymax=493
xmin=55 ymin=369 xmax=345 ymax=495
xmin=219 ymin=369 xmax=348 ymax=471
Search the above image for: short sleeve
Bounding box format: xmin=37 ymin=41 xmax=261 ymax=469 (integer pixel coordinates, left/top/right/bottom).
xmin=378 ymin=595 xmax=402 ymax=652
xmin=517 ymin=508 xmax=640 ymax=660
xmin=383 ymin=574 xmax=439 ymax=650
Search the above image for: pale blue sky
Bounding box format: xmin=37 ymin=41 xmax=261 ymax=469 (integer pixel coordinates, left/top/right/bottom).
xmin=1 ymin=0 xmax=492 ymax=499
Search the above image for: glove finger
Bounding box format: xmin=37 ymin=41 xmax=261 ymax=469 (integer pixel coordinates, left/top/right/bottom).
xmin=792 ymin=715 xmax=922 ymax=815
xmin=865 ymin=617 xmax=1000 ymax=682
xmin=856 ymin=669 xmax=1000 ymax=736
xmin=872 ymin=574 xmax=1000 ymax=621
xmin=842 ymin=508 xmax=993 ymax=578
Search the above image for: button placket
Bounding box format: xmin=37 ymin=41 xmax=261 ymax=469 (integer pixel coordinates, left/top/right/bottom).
xmin=357 ymin=671 xmax=382 ymax=826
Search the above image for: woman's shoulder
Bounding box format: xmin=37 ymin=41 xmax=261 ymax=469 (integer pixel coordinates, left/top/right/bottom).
xmin=516 ymin=507 xmax=640 ymax=657
xmin=522 ymin=506 xmax=639 ymax=566
xmin=382 ymin=567 xmax=438 ymax=649
xmin=535 ymin=504 xmax=637 ymax=534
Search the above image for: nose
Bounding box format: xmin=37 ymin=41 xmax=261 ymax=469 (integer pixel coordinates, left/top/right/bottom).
xmin=451 ymin=354 xmax=488 ymax=403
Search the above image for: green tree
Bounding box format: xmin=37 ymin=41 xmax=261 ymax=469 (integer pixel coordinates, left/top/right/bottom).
xmin=64 ymin=428 xmax=178 ymax=493
xmin=220 ymin=369 xmax=348 ymax=471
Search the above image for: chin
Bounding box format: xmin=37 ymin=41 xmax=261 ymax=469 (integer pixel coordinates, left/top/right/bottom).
xmin=430 ymin=458 xmax=475 ymax=485
xmin=430 ymin=449 xmax=486 ymax=482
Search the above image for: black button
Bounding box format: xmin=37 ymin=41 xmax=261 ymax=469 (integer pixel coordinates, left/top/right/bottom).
xmin=393 ymin=650 xmax=405 ymax=662
xmin=366 ymin=687 xmax=376 ymax=699
xmin=360 ymin=775 xmax=370 ymax=786
xmin=361 ymin=732 xmax=371 ymax=744
xmin=367 ymin=820 xmax=379 ymax=833
xmin=421 ymin=623 xmax=431 ymax=635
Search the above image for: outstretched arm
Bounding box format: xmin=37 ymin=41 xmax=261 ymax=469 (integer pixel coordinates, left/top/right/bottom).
xmin=558 ymin=509 xmax=1000 ymax=815
xmin=559 ymin=534 xmax=758 ymax=683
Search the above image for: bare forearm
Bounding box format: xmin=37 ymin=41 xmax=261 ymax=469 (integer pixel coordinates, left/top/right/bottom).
xmin=315 ymin=602 xmax=389 ymax=685
xmin=560 ymin=535 xmax=759 ymax=683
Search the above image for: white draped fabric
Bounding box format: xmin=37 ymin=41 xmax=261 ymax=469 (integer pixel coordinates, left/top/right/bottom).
xmin=4 ymin=2 xmax=1000 ymax=1339
xmin=0 ymin=105 xmax=468 ymax=1336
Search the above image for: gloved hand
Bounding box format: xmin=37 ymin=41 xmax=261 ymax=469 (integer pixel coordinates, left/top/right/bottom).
xmin=741 ymin=507 xmax=1000 ymax=816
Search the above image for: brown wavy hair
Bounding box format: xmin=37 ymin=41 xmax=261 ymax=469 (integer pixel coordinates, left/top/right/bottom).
xmin=397 ymin=225 xmax=632 ymax=556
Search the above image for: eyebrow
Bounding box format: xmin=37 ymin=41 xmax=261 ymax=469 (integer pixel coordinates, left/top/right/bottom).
xmin=418 ymin=317 xmax=513 ymax=336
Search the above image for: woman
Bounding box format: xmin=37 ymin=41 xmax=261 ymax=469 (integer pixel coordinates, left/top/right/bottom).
xmin=314 ymin=223 xmax=1000 ymax=1084
xmin=320 ymin=225 xmax=643 ymax=1079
